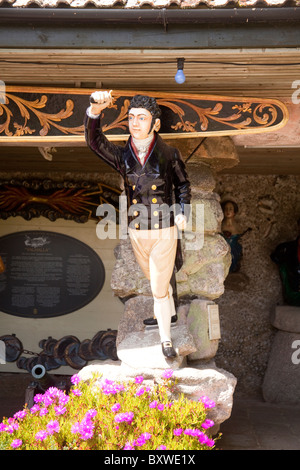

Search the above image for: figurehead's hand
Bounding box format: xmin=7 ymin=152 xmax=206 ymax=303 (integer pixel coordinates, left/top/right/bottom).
xmin=175 ymin=213 xmax=187 ymax=231
xmin=89 ymin=90 xmax=113 ymax=115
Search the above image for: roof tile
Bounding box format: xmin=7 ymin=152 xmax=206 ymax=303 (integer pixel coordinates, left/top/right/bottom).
xmin=0 ymin=0 xmax=297 ymax=7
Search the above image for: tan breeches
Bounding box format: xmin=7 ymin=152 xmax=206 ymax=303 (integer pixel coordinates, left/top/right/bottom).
xmin=128 ymin=226 xmax=178 ymax=299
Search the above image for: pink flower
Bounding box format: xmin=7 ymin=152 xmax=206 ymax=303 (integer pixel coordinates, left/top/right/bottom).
xmin=13 ymin=410 xmax=27 ymax=420
xmin=71 ymin=418 xmax=95 ymax=440
xmin=54 ymin=405 xmax=66 ymax=416
xmin=33 ymin=394 xmax=44 ymax=403
xmin=85 ymin=409 xmax=97 ymax=419
xmin=43 ymin=395 xmax=53 ymax=407
xmin=149 ymin=400 xmax=158 ymax=408
xmin=71 ymin=374 xmax=81 ymax=385
xmin=58 ymin=394 xmax=69 ymax=406
xmin=156 ymin=445 xmax=167 ymax=450
xmin=157 ymin=403 xmax=165 ymax=411
xmin=0 ymin=423 xmax=7 ymax=432
xmin=47 ymin=420 xmax=60 ymax=434
xmin=35 ymin=430 xmax=48 ymax=442
xmin=39 ymin=408 xmax=49 ymax=417
xmin=71 ymin=422 xmax=81 ymax=434
xmin=11 ymin=439 xmax=22 ymax=449
xmin=202 ymin=419 xmax=214 ymax=429
xmin=30 ymin=404 xmax=40 ymax=414
xmin=199 ymin=396 xmax=215 ymax=409
xmin=114 ymin=412 xmax=134 ymax=424
xmin=206 ymin=438 xmax=215 ymax=448
xmin=173 ymin=428 xmax=183 ymax=436
xmin=162 ymin=369 xmax=174 ymax=379
xmin=6 ymin=421 xmax=19 ymax=433
xmin=100 ymin=379 xmax=125 ymax=395
xmin=71 ymin=388 xmax=82 ymax=396
xmin=135 ymin=388 xmax=145 ymax=397
xmin=135 ymin=376 xmax=144 ymax=384
xmin=79 ymin=418 xmax=95 ymax=440
xmin=45 ymin=387 xmax=60 ymax=399
xmin=184 ymin=428 xmax=204 ymax=438
xmin=123 ymin=441 xmax=135 ymax=450
xmin=198 ymin=433 xmax=208 ymax=444
xmin=134 ymin=435 xmax=146 ymax=447
xmin=111 ymin=403 xmax=121 ymax=413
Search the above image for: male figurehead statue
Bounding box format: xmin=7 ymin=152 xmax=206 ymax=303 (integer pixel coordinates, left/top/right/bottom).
xmin=85 ymin=91 xmax=191 ymax=358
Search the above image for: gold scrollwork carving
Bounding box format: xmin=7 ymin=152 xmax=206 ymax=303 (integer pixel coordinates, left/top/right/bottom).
xmin=0 ymin=87 xmax=289 ymax=143
xmin=160 ymin=98 xmax=279 ymax=133
xmin=0 ymin=92 xmax=84 ymax=137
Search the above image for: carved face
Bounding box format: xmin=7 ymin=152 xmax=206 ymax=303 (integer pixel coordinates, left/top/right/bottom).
xmin=224 ymin=201 xmax=236 ymax=218
xmin=128 ymin=108 xmax=160 ymax=140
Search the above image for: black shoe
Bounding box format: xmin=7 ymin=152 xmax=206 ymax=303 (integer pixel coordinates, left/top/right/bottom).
xmin=143 ymin=314 xmax=177 ymax=326
xmin=162 ymin=341 xmax=177 ymax=358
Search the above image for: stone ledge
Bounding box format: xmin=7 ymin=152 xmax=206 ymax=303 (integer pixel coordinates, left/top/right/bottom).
xmin=271 ymin=305 xmax=300 ymax=333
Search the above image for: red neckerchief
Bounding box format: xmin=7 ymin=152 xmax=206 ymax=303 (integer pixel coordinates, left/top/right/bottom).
xmin=130 ymin=135 xmax=156 ymax=166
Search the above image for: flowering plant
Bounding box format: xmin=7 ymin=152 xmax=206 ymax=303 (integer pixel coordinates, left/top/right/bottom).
xmin=0 ymin=369 xmax=217 ymax=450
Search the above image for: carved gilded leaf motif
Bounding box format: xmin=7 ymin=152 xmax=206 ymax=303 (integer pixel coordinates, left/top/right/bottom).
xmin=0 ymin=87 xmax=288 ymax=143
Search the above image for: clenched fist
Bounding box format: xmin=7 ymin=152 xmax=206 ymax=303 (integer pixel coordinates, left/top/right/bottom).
xmin=89 ymin=90 xmax=113 ymax=115
xmin=175 ymin=213 xmax=187 ymax=230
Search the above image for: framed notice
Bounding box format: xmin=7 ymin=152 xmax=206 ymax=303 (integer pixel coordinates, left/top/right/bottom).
xmin=0 ymin=231 xmax=105 ymax=318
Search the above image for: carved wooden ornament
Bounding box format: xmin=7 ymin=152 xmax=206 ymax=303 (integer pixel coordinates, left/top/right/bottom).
xmin=0 ymin=87 xmax=289 ymax=144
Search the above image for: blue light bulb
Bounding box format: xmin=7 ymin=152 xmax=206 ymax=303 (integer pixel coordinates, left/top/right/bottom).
xmin=175 ymin=69 xmax=186 ymax=84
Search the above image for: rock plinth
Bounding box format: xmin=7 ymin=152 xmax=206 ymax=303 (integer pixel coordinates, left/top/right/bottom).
xmin=263 ymin=305 xmax=300 ymax=404
xmin=78 ymin=359 xmax=237 ymax=431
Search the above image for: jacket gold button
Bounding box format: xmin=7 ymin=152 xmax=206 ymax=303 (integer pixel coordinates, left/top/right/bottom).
xmin=151 ymin=185 xmax=157 ymax=190
xmin=154 ymin=223 xmax=159 ymax=229
xmin=132 ymin=185 xmax=136 ymax=190
xmin=135 ymin=223 xmax=139 ymax=229
xmin=133 ymin=199 xmax=137 ymax=204
xmin=134 ymin=211 xmax=138 ymax=217
xmin=153 ymin=210 xmax=158 ymax=216
xmin=152 ymin=198 xmax=157 ymax=203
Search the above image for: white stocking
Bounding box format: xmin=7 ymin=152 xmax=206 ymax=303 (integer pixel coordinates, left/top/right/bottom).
xmin=168 ymin=284 xmax=176 ymax=318
xmin=153 ymin=294 xmax=172 ymax=343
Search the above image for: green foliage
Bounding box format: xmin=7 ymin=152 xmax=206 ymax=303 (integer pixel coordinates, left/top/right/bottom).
xmin=0 ymin=369 xmax=217 ymax=450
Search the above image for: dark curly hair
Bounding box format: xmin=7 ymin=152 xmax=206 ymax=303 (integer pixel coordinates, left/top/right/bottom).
xmin=221 ymin=200 xmax=239 ymax=214
xmin=128 ymin=95 xmax=161 ymax=120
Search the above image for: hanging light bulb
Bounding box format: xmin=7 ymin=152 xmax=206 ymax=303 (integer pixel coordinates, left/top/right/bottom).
xmin=175 ymin=58 xmax=186 ymax=84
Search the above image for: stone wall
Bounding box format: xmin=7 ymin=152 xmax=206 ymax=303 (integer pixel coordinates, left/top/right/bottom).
xmin=214 ymin=174 xmax=300 ymax=396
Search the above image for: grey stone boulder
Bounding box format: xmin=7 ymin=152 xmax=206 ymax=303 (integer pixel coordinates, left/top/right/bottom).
xmin=77 ymin=359 xmax=237 ymax=431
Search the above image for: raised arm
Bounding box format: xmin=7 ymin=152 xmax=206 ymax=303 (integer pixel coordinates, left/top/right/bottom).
xmin=84 ymin=90 xmax=123 ymax=173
